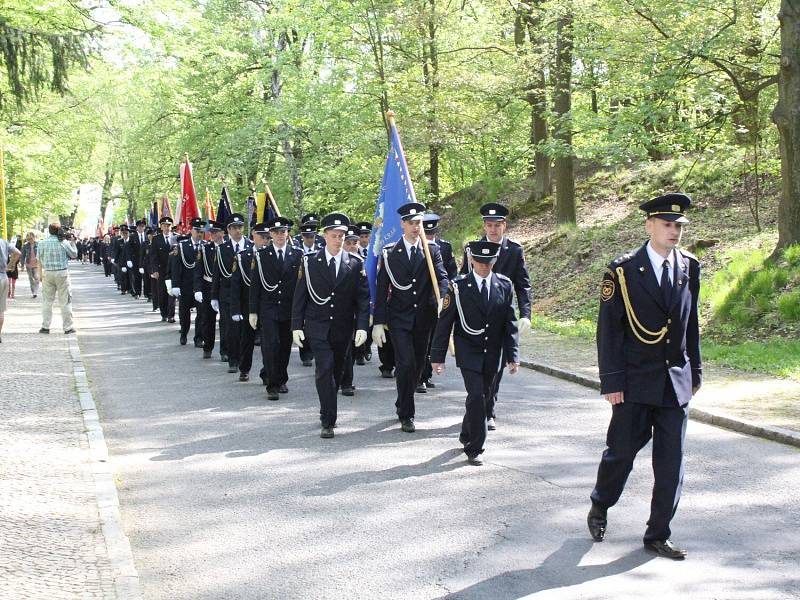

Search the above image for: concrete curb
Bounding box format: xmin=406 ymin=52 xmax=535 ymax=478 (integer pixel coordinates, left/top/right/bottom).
xmin=520 ymin=359 xmax=800 ymax=449
xmin=68 ymin=337 xmax=143 ymax=600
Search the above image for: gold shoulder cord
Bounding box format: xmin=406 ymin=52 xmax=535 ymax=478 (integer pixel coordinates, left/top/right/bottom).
xmin=615 ymin=266 xmax=668 ymax=344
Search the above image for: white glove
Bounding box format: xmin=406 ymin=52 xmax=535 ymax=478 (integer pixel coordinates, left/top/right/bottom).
xmin=194 ymin=291 xmax=203 ymax=303
xmin=292 ymin=329 xmax=305 ymax=348
xmin=232 ymin=314 xmax=243 ymax=322
xmin=249 ymin=314 xmax=258 ymax=330
xmin=373 ymin=323 xmax=386 ymax=347
xmin=121 ymin=267 xmax=127 ymax=273
xmin=354 ymin=329 xmax=367 ymax=347
xmin=138 ymin=268 xmax=144 ymax=274
xmin=126 ymin=261 xmax=133 ymax=268
xmin=110 ymin=258 xmax=115 ymax=264
xmin=172 ymin=287 xmax=181 ymax=298
xmin=211 ymin=299 xmax=219 ymax=313
xmin=518 ymin=317 xmax=531 ymax=332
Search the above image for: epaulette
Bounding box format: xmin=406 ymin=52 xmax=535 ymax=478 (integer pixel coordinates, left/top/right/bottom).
xmin=505 ymin=238 xmax=521 ymax=248
xmin=679 ymin=248 xmax=700 ymax=264
xmin=453 ymin=273 xmax=468 ymax=284
xmin=382 ymin=242 xmax=397 ymax=251
xmin=439 ymin=239 xmax=452 ymax=247
xmin=609 ymin=250 xmax=636 ymax=268
xmin=494 ymin=272 xmax=511 ymax=283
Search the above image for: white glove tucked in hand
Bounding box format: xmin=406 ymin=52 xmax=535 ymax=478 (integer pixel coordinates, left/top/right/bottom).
xmin=194 ymin=291 xmax=203 ymax=303
xmin=518 ymin=317 xmax=531 ymax=332
xmin=126 ymin=261 xmax=133 ymax=268
xmin=165 ymin=279 xmax=172 ymax=295
xmin=210 ymin=299 xmax=219 ymax=313
xmin=354 ymin=329 xmax=367 ymax=347
xmin=249 ymin=314 xmax=258 ymax=330
xmin=292 ymin=329 xmax=305 ymax=348
xmin=172 ymin=287 xmax=181 ymax=298
xmin=121 ymin=267 xmax=128 ymax=273
xmin=232 ymin=314 xmax=243 ymax=322
xmin=138 ymin=268 xmax=144 ymax=274
xmin=110 ymin=258 xmax=115 ymax=264
xmin=372 ymin=323 xmax=386 ymax=347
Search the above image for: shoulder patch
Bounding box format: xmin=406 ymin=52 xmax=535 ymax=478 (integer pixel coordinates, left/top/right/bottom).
xmin=601 ymin=276 xmax=616 ymax=302
xmin=679 ymin=248 xmax=700 ymax=264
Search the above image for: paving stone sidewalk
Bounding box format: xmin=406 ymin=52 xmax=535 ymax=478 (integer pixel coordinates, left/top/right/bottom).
xmin=0 ymin=287 xmax=119 ymax=599
xmin=520 ymin=329 xmax=800 ymax=434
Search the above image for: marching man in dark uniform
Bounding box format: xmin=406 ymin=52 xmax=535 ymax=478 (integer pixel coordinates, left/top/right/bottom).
xmin=460 ymin=202 xmax=531 ymax=431
xmin=587 ymin=193 xmax=701 ymax=561
xmin=294 ymin=218 xmax=323 ymax=367
xmin=170 ymin=218 xmax=205 ymax=347
xmin=291 ymin=213 xmax=370 ymax=439
xmin=339 ymin=225 xmax=365 ymax=396
xmin=211 ymin=213 xmax=253 ymax=373
xmin=130 ymin=219 xmax=147 ymax=299
xmin=373 ymin=202 xmax=449 ymax=433
xmin=151 ymin=217 xmax=176 ymax=323
xmin=229 ymin=223 xmax=261 ymax=382
xmin=431 ymin=240 xmax=520 ymax=465
xmin=352 ymin=221 xmax=373 ymax=365
xmin=249 ymin=217 xmax=302 ymax=400
xmin=114 ymin=225 xmax=133 ymax=295
xmin=194 ymin=220 xmax=224 ymax=358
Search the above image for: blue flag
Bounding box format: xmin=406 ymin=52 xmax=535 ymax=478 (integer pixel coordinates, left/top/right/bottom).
xmin=217 ymin=187 xmax=232 ymax=227
xmin=365 ymin=121 xmax=418 ymax=308
xmin=149 ymin=202 xmax=158 ymax=229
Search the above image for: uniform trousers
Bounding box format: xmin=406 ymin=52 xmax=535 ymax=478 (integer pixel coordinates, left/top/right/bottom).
xmin=156 ymin=278 xmax=175 ymax=319
xmin=178 ymin=294 xmax=201 ymax=343
xmin=231 ymin=317 xmax=256 ymax=374
xmin=390 ymin=319 xmax=433 ymax=420
xmin=132 ymin=269 xmax=143 ymax=296
xmin=378 ymin=332 xmax=395 ymax=373
xmin=199 ymin=293 xmax=216 ymax=352
xmin=590 ymin=392 xmax=688 ymax=543
xmin=299 ymin=337 xmax=314 ymax=363
xmin=340 ymin=341 xmax=355 ymax=389
xmin=309 ymin=332 xmax=351 ymax=429
xmin=219 ymin=297 xmax=237 ymax=365
xmin=459 ymin=367 xmax=496 ymax=458
xmin=258 ymin=315 xmax=292 ymax=390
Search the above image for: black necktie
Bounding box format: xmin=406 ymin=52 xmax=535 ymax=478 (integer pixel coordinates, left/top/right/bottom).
xmin=278 ymin=249 xmax=284 ymax=266
xmin=410 ymin=245 xmax=419 ymax=268
xmin=329 ymin=257 xmax=337 ymax=281
xmin=661 ymin=259 xmax=672 ymax=305
xmin=481 ymin=278 xmax=489 ymax=308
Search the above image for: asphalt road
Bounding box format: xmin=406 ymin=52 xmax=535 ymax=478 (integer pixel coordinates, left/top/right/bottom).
xmin=71 ymin=264 xmax=800 ymax=600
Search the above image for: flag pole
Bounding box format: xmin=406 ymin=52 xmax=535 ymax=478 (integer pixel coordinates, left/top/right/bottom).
xmin=385 ymin=110 xmax=441 ymax=309
xmin=261 ymin=178 xmax=281 ymax=218
xmin=0 ymin=145 xmax=7 ymax=240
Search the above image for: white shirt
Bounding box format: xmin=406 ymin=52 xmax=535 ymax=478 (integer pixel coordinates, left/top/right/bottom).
xmin=325 ymin=248 xmax=342 ymax=276
xmin=231 ymin=238 xmax=244 ymax=254
xmin=273 ymin=241 xmax=287 ymax=254
xmin=646 ymin=241 xmax=675 ymax=285
xmin=472 ymin=271 xmax=493 ymax=299
xmin=402 ymin=236 xmax=421 ymax=261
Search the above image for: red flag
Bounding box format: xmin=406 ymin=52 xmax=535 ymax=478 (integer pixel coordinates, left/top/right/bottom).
xmin=179 ymin=156 xmax=200 ymax=233
xmin=205 ymin=188 xmax=216 ymax=221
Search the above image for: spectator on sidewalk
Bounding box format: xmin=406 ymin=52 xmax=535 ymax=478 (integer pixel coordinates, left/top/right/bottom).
xmin=38 ymin=223 xmax=78 ymax=335
xmin=6 ymin=237 xmax=21 ymax=298
xmin=21 ymin=232 xmax=41 ymax=298
xmin=0 ymin=236 xmax=22 ymax=343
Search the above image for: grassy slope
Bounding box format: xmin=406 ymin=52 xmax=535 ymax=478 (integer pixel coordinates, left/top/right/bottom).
xmin=435 ymin=159 xmax=800 ymax=379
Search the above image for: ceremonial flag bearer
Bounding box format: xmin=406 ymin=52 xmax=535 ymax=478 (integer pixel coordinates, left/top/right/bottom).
xmin=587 ymin=193 xmax=701 ymax=560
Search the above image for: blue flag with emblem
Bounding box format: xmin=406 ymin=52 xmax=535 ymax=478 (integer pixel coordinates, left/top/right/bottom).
xmin=365 ymin=117 xmax=418 ymax=308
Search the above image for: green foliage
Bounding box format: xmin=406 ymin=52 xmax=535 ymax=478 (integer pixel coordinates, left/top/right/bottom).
xmin=703 ymin=340 xmax=800 ymax=380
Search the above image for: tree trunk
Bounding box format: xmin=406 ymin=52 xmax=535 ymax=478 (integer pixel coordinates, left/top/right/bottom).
xmin=99 ymin=167 xmax=114 ymax=217
xmin=272 ymin=31 xmax=304 ymax=218
xmin=420 ymin=0 xmax=440 ymax=203
xmin=773 ymin=0 xmax=800 ymax=250
xmin=553 ymin=6 xmax=576 ymax=225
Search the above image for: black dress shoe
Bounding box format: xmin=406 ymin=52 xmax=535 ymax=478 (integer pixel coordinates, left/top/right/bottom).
xmin=180 ymin=334 xmax=187 ymax=345
xmin=587 ymin=503 xmax=607 ymax=542
xmin=487 ymin=418 xmax=497 ymax=431
xmin=203 ymin=350 xmax=212 ymax=359
xmin=467 ymin=455 xmax=483 ymax=466
xmin=415 ymin=384 xmax=427 ymax=394
xmin=220 ymin=354 xmax=229 ymax=362
xmin=355 ymin=357 xmax=365 ymax=366
xmin=320 ymin=427 xmax=334 ymax=439
xmin=161 ymin=317 xmax=167 ymax=322
xmin=400 ymin=418 xmax=416 ymax=433
xmin=194 ymin=339 xmax=203 ymax=348
xmin=227 ymin=364 xmax=238 ymax=374
xmin=424 ymin=380 xmax=436 ymax=389
xmin=380 ymin=369 xmax=394 ymax=378
xmin=302 ymin=360 xmax=313 ymax=367
xmin=644 ymin=539 xmax=687 ymax=560
xmin=63 ymin=328 xmax=75 ymax=335
xmin=279 ymin=384 xmax=288 ymax=394
xmin=341 ymin=386 xmax=355 ymax=396
xmin=267 ymin=389 xmax=279 ymax=401
xmin=167 ymin=318 xmax=176 ymax=323
xmin=39 ymin=327 xmax=49 ymax=334
xmin=239 ymin=372 xmax=249 ymax=382
xmin=365 ymin=351 xmax=372 ymax=362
